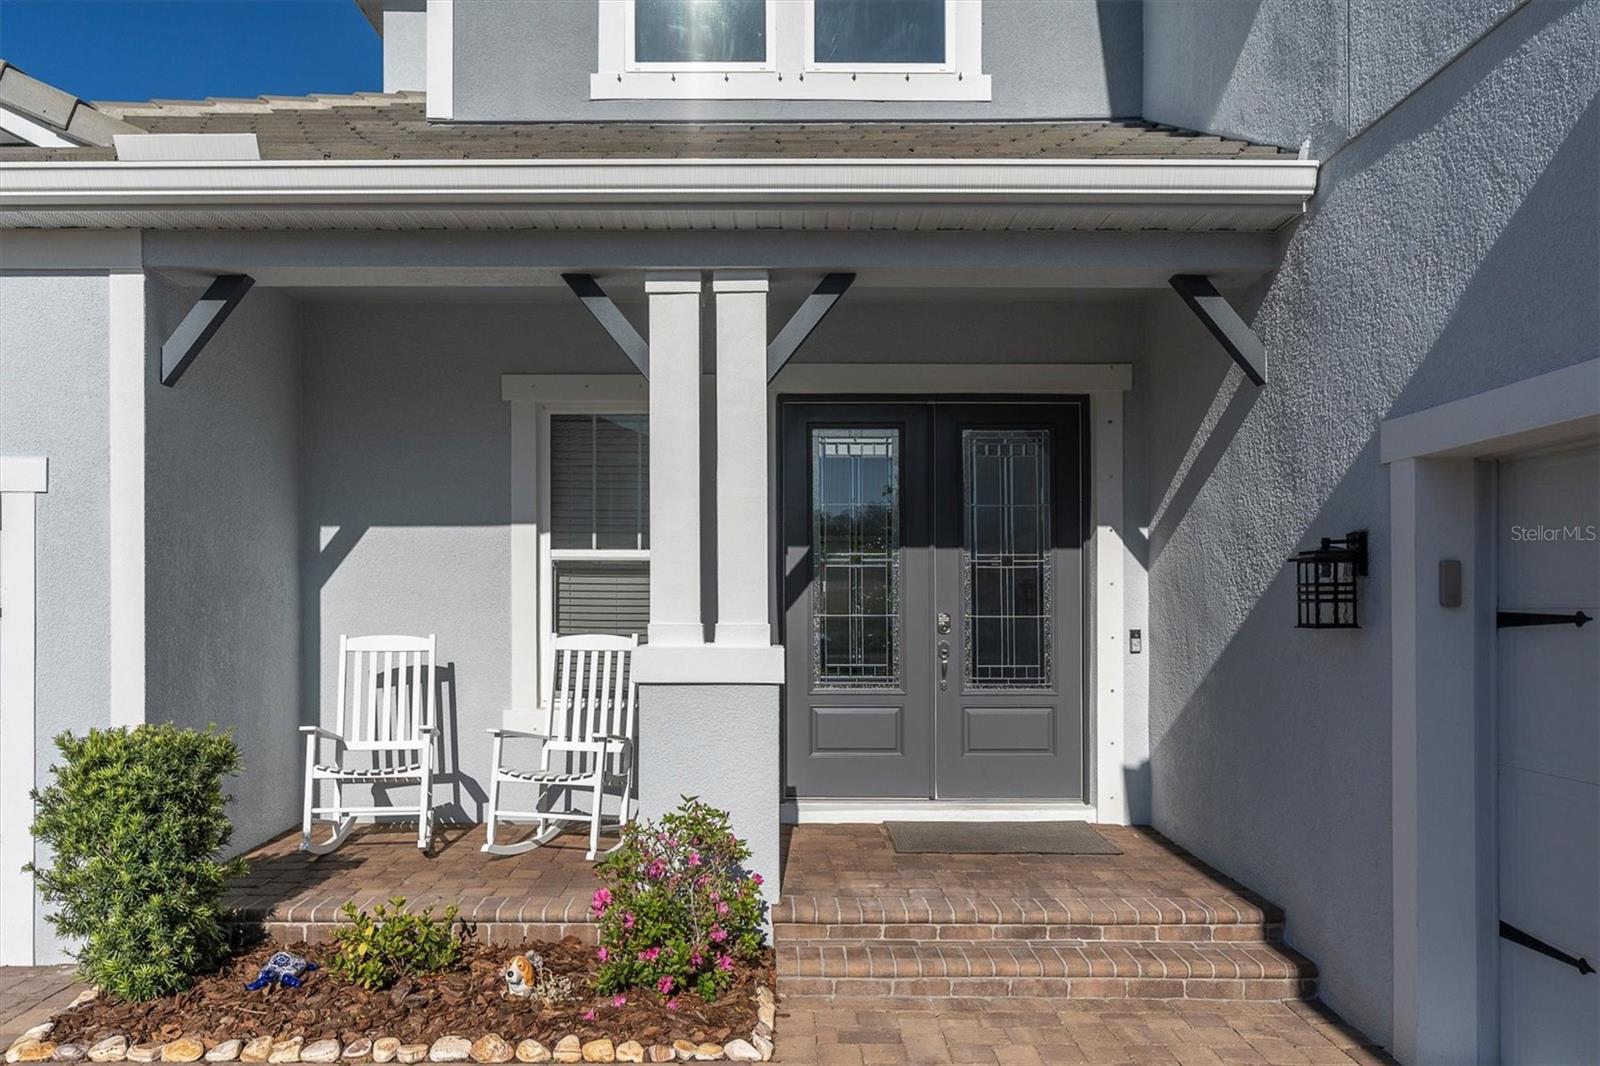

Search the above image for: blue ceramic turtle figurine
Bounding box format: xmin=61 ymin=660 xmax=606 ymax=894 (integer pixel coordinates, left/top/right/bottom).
xmin=245 ymin=951 xmax=317 ymax=991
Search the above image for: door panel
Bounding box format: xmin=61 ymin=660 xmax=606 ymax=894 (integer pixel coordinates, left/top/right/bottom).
xmin=1496 ymin=442 xmax=1600 ymax=1065
xmin=782 ymin=405 xmax=933 ymax=798
xmin=781 ymin=399 xmax=1087 ymax=802
xmin=934 ymin=405 xmax=1085 ymax=799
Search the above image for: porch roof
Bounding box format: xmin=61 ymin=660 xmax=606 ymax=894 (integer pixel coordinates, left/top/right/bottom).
xmin=0 ymin=93 xmax=1291 ymax=163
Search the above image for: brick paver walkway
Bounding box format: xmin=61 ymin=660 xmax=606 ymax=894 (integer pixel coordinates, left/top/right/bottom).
xmin=775 ymin=996 xmax=1393 ymax=1065
xmin=0 ymin=966 xmax=81 ymax=1046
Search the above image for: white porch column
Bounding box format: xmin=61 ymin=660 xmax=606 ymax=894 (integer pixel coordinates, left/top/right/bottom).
xmin=644 ymin=271 xmax=705 ymax=646
xmin=712 ymin=270 xmax=772 ymax=647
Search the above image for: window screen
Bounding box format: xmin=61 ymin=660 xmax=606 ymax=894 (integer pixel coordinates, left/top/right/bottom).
xmin=634 ymin=0 xmax=768 ymax=64
xmin=813 ymin=0 xmax=946 ymax=65
xmin=550 ymin=415 xmax=649 ymax=551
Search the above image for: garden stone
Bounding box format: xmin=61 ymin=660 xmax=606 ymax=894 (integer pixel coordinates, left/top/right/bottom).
xmin=748 ymin=1034 xmax=771 ymax=1063
xmin=668 ymin=1044 xmax=696 ymax=1064
xmin=55 ymin=1045 xmax=86 ymax=1062
xmin=68 ymin=989 xmax=99 ymax=1010
xmin=468 ymin=1037 xmax=510 ymax=1065
xmin=87 ymin=1037 xmax=126 ymax=1063
xmin=511 ymin=1044 xmax=547 ymax=1065
xmin=206 ymin=1041 xmax=242 ymax=1063
xmin=126 ymin=1045 xmax=161 ymax=1064
xmin=162 ymin=1039 xmax=204 ymax=1062
xmin=426 ymin=1039 xmax=470 ymax=1064
xmin=340 ymin=1041 xmax=370 ymax=1062
xmin=21 ymin=1026 xmax=53 ymax=1043
xmin=300 ymin=1041 xmax=340 ymax=1064
xmin=578 ymin=1041 xmax=612 ymax=1064
xmin=239 ymin=1039 xmax=272 ymax=1064
xmin=549 ymin=1037 xmax=580 ymax=1065
xmin=370 ymin=1041 xmax=398 ymax=1065
xmin=754 ymin=1004 xmax=774 ymax=1032
xmin=394 ymin=1048 xmax=427 ymax=1065
xmin=644 ymin=1050 xmax=674 ymax=1065
xmin=611 ymin=1044 xmax=642 ymax=1065
xmin=721 ymin=1041 xmax=758 ymax=1063
xmin=267 ymin=1037 xmax=302 ymax=1064
xmin=6 ymin=1042 xmax=54 ymax=1064
xmin=690 ymin=1046 xmax=721 ymax=1063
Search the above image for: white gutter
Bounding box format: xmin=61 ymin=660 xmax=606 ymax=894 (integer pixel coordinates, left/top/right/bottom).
xmin=0 ymin=156 xmax=1319 ymax=211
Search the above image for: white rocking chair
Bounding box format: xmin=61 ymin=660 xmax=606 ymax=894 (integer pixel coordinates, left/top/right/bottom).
xmin=300 ymin=634 xmax=438 ymax=854
xmin=483 ymin=633 xmax=637 ymax=861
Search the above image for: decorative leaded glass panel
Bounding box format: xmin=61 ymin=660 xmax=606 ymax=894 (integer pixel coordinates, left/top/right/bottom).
xmin=812 ymin=429 xmax=900 ymax=688
xmin=963 ymin=429 xmax=1051 ymax=689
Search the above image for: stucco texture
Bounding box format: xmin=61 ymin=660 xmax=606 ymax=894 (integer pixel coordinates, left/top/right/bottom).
xmin=1139 ymin=0 xmax=1598 ymax=1047
xmin=452 ymin=0 xmax=1142 ymax=122
xmin=0 ymin=270 xmax=112 ymax=963
xmin=145 ymin=279 xmax=302 ymax=855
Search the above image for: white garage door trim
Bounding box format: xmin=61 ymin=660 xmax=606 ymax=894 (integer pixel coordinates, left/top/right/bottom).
xmin=0 ymin=456 xmax=48 ymax=965
xmin=1382 ymin=358 xmax=1600 ymax=1066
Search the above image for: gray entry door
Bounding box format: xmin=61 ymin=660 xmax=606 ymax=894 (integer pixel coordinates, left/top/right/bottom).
xmin=781 ymin=400 xmax=1086 ymax=800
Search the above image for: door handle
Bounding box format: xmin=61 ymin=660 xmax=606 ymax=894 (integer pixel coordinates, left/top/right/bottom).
xmin=937 ymin=641 xmax=950 ymax=690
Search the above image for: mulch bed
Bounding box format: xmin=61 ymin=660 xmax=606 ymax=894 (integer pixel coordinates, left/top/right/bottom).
xmin=48 ymin=937 xmax=773 ymax=1050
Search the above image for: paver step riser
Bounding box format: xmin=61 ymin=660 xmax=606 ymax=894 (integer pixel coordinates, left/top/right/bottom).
xmin=779 ymin=976 xmax=1319 ymax=1000
xmin=777 ymin=921 xmax=1284 ymax=944
xmin=232 ymin=920 xmax=598 ymax=946
xmin=774 ymin=902 xmax=1282 ymax=928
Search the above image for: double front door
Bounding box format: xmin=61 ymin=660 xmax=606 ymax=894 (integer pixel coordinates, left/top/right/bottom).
xmin=781 ymin=400 xmax=1087 ymax=800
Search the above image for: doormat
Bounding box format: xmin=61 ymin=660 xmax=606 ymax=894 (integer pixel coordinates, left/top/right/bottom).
xmin=885 ymin=821 xmax=1121 ymax=855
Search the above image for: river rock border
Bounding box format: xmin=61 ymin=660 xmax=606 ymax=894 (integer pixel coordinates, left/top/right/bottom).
xmin=5 ymin=988 xmax=777 ymax=1065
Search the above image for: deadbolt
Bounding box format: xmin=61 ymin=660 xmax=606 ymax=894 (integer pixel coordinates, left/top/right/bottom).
xmin=936 ymin=611 xmax=952 ymax=634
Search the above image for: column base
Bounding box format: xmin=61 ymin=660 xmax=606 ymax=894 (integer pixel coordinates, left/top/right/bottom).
xmin=633 ymin=643 xmax=785 ymax=684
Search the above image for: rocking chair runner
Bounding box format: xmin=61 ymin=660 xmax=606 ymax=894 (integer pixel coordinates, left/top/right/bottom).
xmin=300 ymin=634 xmax=438 ymax=854
xmin=483 ymin=633 xmax=638 ymax=860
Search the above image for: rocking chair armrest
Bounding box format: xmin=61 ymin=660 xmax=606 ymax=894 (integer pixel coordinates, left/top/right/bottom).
xmin=487 ymin=726 xmax=549 ymax=740
xmin=298 ymin=726 xmax=343 ymax=743
xmin=594 ymin=734 xmax=632 ymax=750
xmin=417 ymin=723 xmax=439 ymax=735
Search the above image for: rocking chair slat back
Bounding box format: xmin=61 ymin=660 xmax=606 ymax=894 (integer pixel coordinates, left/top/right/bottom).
xmin=543 ymin=633 xmax=637 ymax=755
xmin=336 ymin=634 xmax=436 ymax=751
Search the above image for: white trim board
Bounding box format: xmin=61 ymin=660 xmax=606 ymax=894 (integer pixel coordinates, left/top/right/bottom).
xmin=0 ymin=457 xmax=48 ymax=964
xmin=0 ymin=104 xmax=75 ymax=149
xmin=784 ymin=799 xmax=1099 ymax=824
xmin=1385 ymin=357 xmax=1600 ymax=1066
xmin=107 ymin=267 xmax=145 ymax=728
xmin=425 ymin=0 xmax=454 ymax=121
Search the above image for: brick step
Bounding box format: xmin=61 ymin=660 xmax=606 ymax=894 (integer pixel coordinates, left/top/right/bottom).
xmin=775 ymin=939 xmax=1317 ymax=1001
xmin=773 ymin=894 xmax=1284 ymax=943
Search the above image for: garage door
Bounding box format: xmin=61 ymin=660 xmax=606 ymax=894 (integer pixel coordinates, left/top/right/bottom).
xmin=1496 ymin=441 xmax=1599 ymax=1065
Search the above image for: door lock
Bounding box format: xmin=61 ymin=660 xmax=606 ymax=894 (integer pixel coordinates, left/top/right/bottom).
xmin=937 ymin=640 xmax=950 ymax=689
xmin=936 ymin=611 xmax=952 ymax=634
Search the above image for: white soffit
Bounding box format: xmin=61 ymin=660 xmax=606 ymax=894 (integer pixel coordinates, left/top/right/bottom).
xmin=0 ymin=157 xmax=1320 ymax=232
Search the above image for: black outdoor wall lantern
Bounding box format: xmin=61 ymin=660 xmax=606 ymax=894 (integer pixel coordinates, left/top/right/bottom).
xmin=1291 ymin=530 xmax=1368 ymax=629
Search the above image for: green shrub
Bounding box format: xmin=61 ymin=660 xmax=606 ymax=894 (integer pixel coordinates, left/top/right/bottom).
xmin=328 ymin=897 xmax=460 ymax=991
xmin=592 ymin=796 xmax=767 ymax=1002
xmin=28 ymin=724 xmax=245 ymax=1001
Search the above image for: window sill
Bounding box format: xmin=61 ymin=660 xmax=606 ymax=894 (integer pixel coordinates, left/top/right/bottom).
xmin=589 ymin=70 xmax=992 ymax=103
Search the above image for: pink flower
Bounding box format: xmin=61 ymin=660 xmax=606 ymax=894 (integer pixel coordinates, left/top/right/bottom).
xmin=596 ymin=946 xmax=609 ymax=962
xmin=612 ymin=995 xmax=627 ymax=1008
xmin=665 ymin=998 xmax=680 ymax=1012
xmin=688 ymin=851 xmax=701 ymax=867
xmin=638 ymin=946 xmax=661 ymax=963
xmin=656 ymin=975 xmax=674 ymax=995
xmin=646 ymin=859 xmax=667 ymax=880
xmin=689 ymin=948 xmax=704 ymax=967
xmin=751 ymin=873 xmax=763 ymax=886
xmin=716 ymin=901 xmax=730 ymax=916
xmin=622 ymin=911 xmax=636 ymax=931
xmin=581 ymin=1008 xmax=597 ymax=1022
xmin=590 ymin=888 xmax=612 ymax=915
xmin=716 ymin=954 xmax=734 ymax=972
xmin=709 ymin=925 xmax=727 ymax=943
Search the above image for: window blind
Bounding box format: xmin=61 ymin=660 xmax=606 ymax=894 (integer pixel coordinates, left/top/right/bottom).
xmin=554 ymin=561 xmax=650 ymax=640
xmin=550 ymin=414 xmax=649 ymax=550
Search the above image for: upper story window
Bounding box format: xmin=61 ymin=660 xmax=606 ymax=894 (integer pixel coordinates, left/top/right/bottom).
xmin=593 ymin=0 xmax=990 ymax=102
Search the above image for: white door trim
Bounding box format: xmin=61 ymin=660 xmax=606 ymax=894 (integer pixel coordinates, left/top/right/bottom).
xmin=0 ymin=456 xmax=48 ymax=965
xmin=1385 ymin=358 xmax=1600 ymax=1066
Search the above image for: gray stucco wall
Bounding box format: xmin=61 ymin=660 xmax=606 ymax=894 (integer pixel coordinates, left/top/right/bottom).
xmin=451 ymin=0 xmax=1142 ymax=122
xmin=145 ymin=280 xmax=303 ymax=855
xmin=0 ymin=270 xmax=113 ymax=963
xmin=1139 ymin=0 xmax=1598 ymax=1048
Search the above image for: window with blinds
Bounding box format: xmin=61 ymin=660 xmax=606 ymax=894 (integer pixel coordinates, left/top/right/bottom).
xmin=549 ymin=414 xmax=650 ymax=641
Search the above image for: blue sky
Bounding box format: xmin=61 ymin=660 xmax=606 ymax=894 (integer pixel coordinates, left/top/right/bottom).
xmin=0 ymin=0 xmax=378 ymax=102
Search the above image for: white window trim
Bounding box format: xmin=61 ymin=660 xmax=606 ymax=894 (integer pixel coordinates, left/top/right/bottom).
xmin=592 ymin=0 xmax=990 ymax=101
xmin=504 ymin=375 xmax=648 ymax=725
xmin=623 ymin=0 xmax=778 ymax=72
xmin=0 ymin=457 xmax=48 ymax=964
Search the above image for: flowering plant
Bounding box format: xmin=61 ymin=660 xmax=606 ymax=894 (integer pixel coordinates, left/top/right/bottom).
xmin=591 ymin=796 xmax=766 ymax=1000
